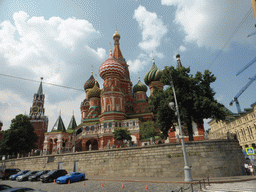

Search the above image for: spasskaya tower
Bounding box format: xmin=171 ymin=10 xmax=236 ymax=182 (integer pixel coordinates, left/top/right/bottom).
xmin=30 ymin=77 xmax=48 ymax=149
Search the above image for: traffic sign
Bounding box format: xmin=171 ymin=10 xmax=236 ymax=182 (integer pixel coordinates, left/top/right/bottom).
xmin=246 ymin=147 xmax=255 ymax=155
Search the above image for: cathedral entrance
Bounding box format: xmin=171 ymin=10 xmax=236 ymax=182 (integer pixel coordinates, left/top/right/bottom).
xmin=75 ymin=140 xmax=82 ymax=152
xmin=86 ymin=139 xmax=98 ymax=151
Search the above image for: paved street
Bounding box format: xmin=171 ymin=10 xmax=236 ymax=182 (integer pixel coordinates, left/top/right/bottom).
xmin=0 ymin=179 xmax=199 ymax=192
xmin=203 ymin=180 xmax=256 ymax=192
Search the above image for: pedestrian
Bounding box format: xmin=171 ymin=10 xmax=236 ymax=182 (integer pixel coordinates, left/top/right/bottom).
xmin=248 ymin=164 xmax=254 ymax=176
xmin=244 ymin=163 xmax=249 ymax=175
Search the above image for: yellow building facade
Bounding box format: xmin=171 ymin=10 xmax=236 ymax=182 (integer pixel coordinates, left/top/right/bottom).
xmin=208 ymin=103 xmax=256 ymax=149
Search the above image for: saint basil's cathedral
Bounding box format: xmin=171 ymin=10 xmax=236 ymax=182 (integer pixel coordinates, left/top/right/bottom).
xmin=38 ymin=31 xmax=205 ymax=154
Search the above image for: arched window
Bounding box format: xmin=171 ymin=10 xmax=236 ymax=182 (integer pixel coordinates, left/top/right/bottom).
xmin=115 ymin=122 xmax=118 ymax=127
xmin=126 ymin=122 xmax=129 ymax=127
xmin=86 ymin=126 xmax=89 ymax=131
xmin=133 ymin=121 xmax=135 ymax=126
xmin=252 ymin=143 xmax=256 ymax=149
xmin=245 ymin=144 xmax=249 ymax=148
xmin=91 ymin=126 xmax=95 ymax=131
xmin=104 ymin=123 xmax=107 ymax=128
xmin=109 ymin=123 xmax=112 ymax=128
xmin=119 ymin=122 xmax=121 ymax=127
xmin=108 ymin=105 xmax=110 ymax=111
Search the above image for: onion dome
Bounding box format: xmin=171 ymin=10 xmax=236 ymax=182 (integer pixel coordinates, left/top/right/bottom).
xmin=84 ymin=72 xmax=96 ymax=91
xmin=144 ymin=58 xmax=162 ymax=86
xmin=99 ymin=50 xmax=125 ymax=79
xmin=87 ymin=81 xmax=101 ymax=99
xmin=133 ymin=77 xmax=148 ymax=92
xmin=113 ymin=30 xmax=120 ymax=39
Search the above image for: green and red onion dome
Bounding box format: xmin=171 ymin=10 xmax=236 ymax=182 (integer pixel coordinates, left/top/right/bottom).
xmin=99 ymin=51 xmax=125 ymax=79
xmin=133 ymin=78 xmax=148 ymax=93
xmin=144 ymin=59 xmax=162 ymax=86
xmin=84 ymin=74 xmax=96 ymax=91
xmin=87 ymin=82 xmax=101 ymax=99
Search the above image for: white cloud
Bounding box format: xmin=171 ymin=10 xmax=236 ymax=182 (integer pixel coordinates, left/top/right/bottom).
xmin=131 ymin=6 xmax=167 ymax=74
xmin=0 ymin=11 xmax=107 ymax=85
xmin=134 ymin=5 xmax=168 ymax=52
xmin=179 ymin=45 xmax=186 ymax=52
xmin=161 ymin=0 xmax=254 ymax=49
xmin=0 ymin=89 xmax=84 ymax=132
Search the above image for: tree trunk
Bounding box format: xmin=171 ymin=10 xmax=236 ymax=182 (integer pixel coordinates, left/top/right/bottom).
xmin=187 ymin=116 xmax=194 ymax=141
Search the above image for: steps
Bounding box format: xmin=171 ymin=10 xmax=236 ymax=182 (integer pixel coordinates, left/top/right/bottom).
xmin=202 ymin=181 xmax=256 ymax=192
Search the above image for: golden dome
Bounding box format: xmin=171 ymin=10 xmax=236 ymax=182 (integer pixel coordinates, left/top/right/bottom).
xmin=113 ymin=30 xmax=120 ymax=39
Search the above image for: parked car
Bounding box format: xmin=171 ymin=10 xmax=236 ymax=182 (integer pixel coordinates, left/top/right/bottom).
xmin=0 ymin=187 xmax=34 ymax=191
xmin=9 ymin=170 xmax=30 ymax=180
xmin=28 ymin=170 xmax=50 ymax=181
xmin=56 ymin=172 xmax=85 ymax=184
xmin=0 ymin=184 xmax=12 ymax=191
xmin=16 ymin=171 xmax=38 ymax=182
xmin=2 ymin=169 xmax=20 ymax=180
xmin=40 ymin=169 xmax=67 ymax=183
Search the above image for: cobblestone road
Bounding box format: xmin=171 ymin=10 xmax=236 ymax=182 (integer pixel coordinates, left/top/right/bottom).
xmin=0 ymin=179 xmax=200 ymax=192
xmin=203 ymin=180 xmax=256 ymax=192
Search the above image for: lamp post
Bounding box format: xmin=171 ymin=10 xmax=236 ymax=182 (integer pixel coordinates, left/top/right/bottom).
xmin=168 ymin=74 xmax=192 ymax=182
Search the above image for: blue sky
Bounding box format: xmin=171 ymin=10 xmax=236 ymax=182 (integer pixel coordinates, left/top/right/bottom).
xmin=0 ymin=0 xmax=256 ymax=131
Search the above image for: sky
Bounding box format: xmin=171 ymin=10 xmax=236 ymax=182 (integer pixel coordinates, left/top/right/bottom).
xmin=0 ymin=0 xmax=256 ymax=132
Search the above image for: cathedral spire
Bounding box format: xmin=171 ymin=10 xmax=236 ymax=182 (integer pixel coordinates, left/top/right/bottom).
xmin=112 ymin=30 xmax=123 ymax=60
xmin=37 ymin=77 xmax=43 ymax=96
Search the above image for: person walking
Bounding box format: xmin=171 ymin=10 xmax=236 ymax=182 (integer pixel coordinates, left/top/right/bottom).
xmin=244 ymin=163 xmax=249 ymax=175
xmin=248 ymin=164 xmax=254 ymax=176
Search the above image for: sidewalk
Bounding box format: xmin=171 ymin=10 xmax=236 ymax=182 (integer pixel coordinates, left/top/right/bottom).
xmin=88 ymin=175 xmax=256 ymax=184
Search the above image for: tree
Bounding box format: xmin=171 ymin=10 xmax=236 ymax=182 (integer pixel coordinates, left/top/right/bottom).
xmin=139 ymin=121 xmax=157 ymax=140
xmin=113 ymin=128 xmax=132 ymax=142
xmin=0 ymin=114 xmax=38 ymax=156
xmin=149 ymin=66 xmax=227 ymax=141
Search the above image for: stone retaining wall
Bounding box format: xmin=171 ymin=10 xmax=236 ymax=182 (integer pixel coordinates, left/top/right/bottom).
xmin=4 ymin=139 xmax=245 ymax=178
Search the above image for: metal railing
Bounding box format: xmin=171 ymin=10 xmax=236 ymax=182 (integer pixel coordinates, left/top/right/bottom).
xmin=171 ymin=177 xmax=210 ymax=192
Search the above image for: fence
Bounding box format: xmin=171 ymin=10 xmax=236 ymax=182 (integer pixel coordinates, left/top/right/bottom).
xmin=171 ymin=177 xmax=210 ymax=192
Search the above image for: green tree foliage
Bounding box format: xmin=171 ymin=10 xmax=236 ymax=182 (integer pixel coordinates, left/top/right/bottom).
xmin=139 ymin=121 xmax=157 ymax=140
xmin=149 ymin=66 xmax=227 ymax=141
xmin=0 ymin=114 xmax=38 ymax=155
xmin=113 ymin=128 xmax=132 ymax=141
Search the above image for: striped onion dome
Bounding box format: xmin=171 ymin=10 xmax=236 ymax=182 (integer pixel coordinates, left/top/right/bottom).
xmin=99 ymin=50 xmax=125 ymax=79
xmin=144 ymin=58 xmax=162 ymax=86
xmin=87 ymin=81 xmax=101 ymax=99
xmin=133 ymin=77 xmax=148 ymax=93
xmin=84 ymin=73 xmax=96 ymax=91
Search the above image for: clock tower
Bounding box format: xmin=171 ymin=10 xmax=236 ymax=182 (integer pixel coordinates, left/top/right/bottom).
xmin=30 ymin=77 xmax=48 ymax=149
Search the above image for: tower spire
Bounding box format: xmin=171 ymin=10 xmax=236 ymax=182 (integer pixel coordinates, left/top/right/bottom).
xmin=37 ymin=77 xmax=43 ymax=96
xmin=176 ymin=53 xmax=182 ymax=68
xmin=112 ymin=30 xmax=123 ymax=60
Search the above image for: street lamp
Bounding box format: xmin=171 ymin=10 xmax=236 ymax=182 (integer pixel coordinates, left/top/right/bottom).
xmin=168 ymin=74 xmax=192 ymax=182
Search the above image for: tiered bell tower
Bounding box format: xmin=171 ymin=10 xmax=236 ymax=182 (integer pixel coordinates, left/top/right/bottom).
xmin=30 ymin=77 xmax=48 ymax=149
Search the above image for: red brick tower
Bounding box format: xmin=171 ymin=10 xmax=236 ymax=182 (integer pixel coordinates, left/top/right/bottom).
xmin=30 ymin=77 xmax=48 ymax=149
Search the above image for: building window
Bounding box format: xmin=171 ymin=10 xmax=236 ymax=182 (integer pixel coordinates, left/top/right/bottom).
xmin=91 ymin=126 xmax=95 ymax=131
xmin=109 ymin=123 xmax=112 ymax=128
xmin=133 ymin=121 xmax=135 ymax=126
xmin=86 ymin=126 xmax=89 ymax=131
xmin=119 ymin=122 xmax=121 ymax=127
xmin=126 ymin=122 xmax=129 ymax=127
xmin=108 ymin=105 xmax=110 ymax=111
xmin=115 ymin=122 xmax=118 ymax=127
xmin=104 ymin=123 xmax=107 ymax=128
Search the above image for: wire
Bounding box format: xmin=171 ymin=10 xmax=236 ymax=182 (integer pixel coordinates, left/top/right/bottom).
xmin=207 ymin=7 xmax=253 ymax=70
xmin=0 ymin=73 xmax=84 ymax=92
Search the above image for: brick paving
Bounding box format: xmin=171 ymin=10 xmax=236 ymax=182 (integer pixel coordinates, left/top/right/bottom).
xmin=0 ymin=179 xmax=199 ymax=192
